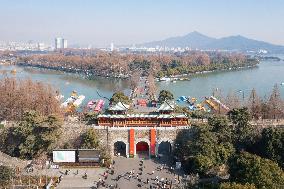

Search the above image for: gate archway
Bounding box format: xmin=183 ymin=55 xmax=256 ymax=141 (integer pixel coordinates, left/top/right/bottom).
xmin=158 ymin=141 xmax=172 ymax=155
xmin=136 ymin=141 xmax=149 ymax=158
xmin=114 ymin=141 xmax=127 ymax=157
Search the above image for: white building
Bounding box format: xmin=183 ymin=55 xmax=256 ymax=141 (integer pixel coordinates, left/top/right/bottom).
xmin=55 ymin=37 xmax=62 ymax=49
xmin=37 ymin=43 xmax=45 ymax=51
xmin=110 ymin=42 xmax=114 ymax=51
xmin=62 ymin=39 xmax=68 ymax=49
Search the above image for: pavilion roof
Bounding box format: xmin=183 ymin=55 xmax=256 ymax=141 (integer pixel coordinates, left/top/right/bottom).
xmin=108 ymin=101 xmax=130 ymax=111
xmin=97 ymin=113 xmax=187 ymax=119
xmin=157 ymin=101 xmax=175 ymax=111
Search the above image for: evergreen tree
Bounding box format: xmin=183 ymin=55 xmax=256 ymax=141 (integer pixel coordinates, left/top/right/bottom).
xmin=229 ymin=152 xmax=284 ymax=189
xmin=0 ymin=166 xmax=14 ymax=188
xmin=81 ymin=128 xmax=99 ymax=149
xmin=158 ymin=90 xmax=174 ymax=103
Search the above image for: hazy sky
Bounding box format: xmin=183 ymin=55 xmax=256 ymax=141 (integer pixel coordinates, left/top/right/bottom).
xmin=0 ymin=0 xmax=283 ymax=47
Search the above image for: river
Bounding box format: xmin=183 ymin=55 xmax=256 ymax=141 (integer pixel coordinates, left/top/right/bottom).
xmin=1 ymin=56 xmax=284 ymax=106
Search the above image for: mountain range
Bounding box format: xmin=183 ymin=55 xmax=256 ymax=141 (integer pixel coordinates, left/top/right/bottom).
xmin=139 ymin=31 xmax=284 ymax=53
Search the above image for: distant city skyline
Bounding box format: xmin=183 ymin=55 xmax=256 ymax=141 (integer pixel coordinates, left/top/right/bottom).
xmin=0 ymin=0 xmax=283 ymax=47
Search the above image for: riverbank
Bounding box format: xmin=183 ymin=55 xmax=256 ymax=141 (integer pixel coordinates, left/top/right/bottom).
xmin=17 ymin=62 xmax=129 ymax=79
xmin=16 ymin=61 xmax=258 ymax=82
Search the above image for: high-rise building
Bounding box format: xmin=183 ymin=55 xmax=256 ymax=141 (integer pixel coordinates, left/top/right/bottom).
xmin=55 ymin=37 xmax=62 ymax=49
xmin=110 ymin=42 xmax=114 ymax=51
xmin=62 ymin=39 xmax=68 ymax=49
xmin=37 ymin=43 xmax=45 ymax=51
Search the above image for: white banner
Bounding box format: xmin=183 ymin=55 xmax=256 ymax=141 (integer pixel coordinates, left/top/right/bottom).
xmin=53 ymin=151 xmax=76 ymax=163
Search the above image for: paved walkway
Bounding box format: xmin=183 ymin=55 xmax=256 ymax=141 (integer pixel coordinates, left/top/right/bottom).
xmin=52 ymin=155 xmax=183 ymax=189
xmin=132 ymin=77 xmax=156 ymax=113
xmin=103 ymin=156 xmax=183 ymax=189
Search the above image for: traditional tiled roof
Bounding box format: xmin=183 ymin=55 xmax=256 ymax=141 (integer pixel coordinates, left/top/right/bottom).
xmin=108 ymin=102 xmax=130 ymax=111
xmin=97 ymin=113 xmax=187 ymax=119
xmin=157 ymin=101 xmax=175 ymax=111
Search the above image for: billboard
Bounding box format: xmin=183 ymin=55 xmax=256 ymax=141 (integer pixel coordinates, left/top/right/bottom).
xmin=53 ymin=150 xmax=76 ymax=163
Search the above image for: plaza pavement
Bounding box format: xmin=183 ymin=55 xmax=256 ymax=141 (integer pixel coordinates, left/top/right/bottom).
xmin=54 ymin=155 xmax=183 ymax=189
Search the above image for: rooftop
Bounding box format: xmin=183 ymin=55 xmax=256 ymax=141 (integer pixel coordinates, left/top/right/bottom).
xmin=108 ymin=101 xmax=130 ymax=111
xmin=97 ymin=113 xmax=187 ymax=119
xmin=157 ymin=101 xmax=175 ymax=111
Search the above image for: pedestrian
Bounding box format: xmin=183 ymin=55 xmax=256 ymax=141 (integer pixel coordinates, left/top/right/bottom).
xmin=152 ymin=170 xmax=155 ymax=175
xmin=147 ymin=178 xmax=149 ymax=184
xmin=136 ymin=174 xmax=139 ymax=179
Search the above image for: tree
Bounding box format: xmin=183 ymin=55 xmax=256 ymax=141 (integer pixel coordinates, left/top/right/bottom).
xmin=12 ymin=111 xmax=62 ymax=159
xmin=258 ymin=127 xmax=284 ymax=168
xmin=175 ymin=122 xmax=235 ymax=176
xmin=219 ymin=182 xmax=256 ymax=189
xmin=208 ymin=116 xmax=233 ymax=143
xmin=0 ymin=77 xmax=62 ymax=121
xmin=129 ymin=71 xmax=140 ymax=90
xmin=268 ymin=84 xmax=284 ymax=119
xmin=81 ymin=128 xmax=99 ymax=149
xmin=225 ymin=91 xmax=241 ymax=109
xmin=229 ymin=152 xmax=284 ymax=189
xmin=0 ymin=166 xmax=14 ymax=188
xmin=158 ymin=90 xmax=174 ymax=103
xmin=246 ymin=89 xmax=262 ymax=119
xmin=109 ymin=91 xmax=131 ymax=105
xmin=228 ymin=108 xmax=256 ymax=150
xmin=147 ymin=73 xmax=157 ymax=99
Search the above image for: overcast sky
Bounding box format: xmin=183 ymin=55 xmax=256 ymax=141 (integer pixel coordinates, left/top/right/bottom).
xmin=0 ymin=0 xmax=283 ymax=47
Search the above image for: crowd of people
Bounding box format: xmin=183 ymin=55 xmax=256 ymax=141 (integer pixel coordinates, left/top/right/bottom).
xmin=95 ymin=158 xmax=183 ymax=189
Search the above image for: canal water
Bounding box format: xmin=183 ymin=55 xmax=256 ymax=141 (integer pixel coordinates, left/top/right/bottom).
xmin=1 ymin=56 xmax=284 ymax=106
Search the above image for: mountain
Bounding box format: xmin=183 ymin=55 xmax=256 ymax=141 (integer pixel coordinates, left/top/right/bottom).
xmin=142 ymin=31 xmax=216 ymax=49
xmin=139 ymin=32 xmax=284 ymax=53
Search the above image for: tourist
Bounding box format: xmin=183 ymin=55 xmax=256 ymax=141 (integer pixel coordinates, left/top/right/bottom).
xmin=83 ymin=172 xmax=87 ymax=179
